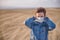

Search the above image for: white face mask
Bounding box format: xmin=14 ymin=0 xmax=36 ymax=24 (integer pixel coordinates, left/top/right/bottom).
xmin=36 ymin=17 xmax=44 ymax=23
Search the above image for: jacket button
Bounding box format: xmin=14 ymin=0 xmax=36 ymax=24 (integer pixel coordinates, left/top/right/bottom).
xmin=39 ymin=32 xmax=41 ymax=34
xmin=42 ymin=30 xmax=44 ymax=32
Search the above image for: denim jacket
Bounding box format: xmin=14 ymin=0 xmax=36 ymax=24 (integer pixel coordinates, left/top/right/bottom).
xmin=25 ymin=16 xmax=56 ymax=40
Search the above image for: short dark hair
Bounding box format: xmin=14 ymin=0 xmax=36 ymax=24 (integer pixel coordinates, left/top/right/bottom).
xmin=36 ymin=7 xmax=46 ymax=16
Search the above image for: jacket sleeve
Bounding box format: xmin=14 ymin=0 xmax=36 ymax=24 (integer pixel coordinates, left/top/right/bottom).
xmin=45 ymin=17 xmax=56 ymax=31
xmin=25 ymin=18 xmax=33 ymax=29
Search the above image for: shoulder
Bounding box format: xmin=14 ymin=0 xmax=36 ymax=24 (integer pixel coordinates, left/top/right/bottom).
xmin=26 ymin=16 xmax=35 ymax=21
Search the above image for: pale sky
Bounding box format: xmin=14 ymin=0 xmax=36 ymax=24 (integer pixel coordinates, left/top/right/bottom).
xmin=0 ymin=0 xmax=60 ymax=9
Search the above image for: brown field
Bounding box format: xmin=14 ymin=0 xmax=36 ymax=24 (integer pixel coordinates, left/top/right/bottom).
xmin=0 ymin=8 xmax=60 ymax=40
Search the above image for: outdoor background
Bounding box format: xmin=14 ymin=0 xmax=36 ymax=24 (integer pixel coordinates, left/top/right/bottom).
xmin=0 ymin=0 xmax=60 ymax=40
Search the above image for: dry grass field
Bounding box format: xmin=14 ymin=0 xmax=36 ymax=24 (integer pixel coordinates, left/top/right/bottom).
xmin=0 ymin=8 xmax=60 ymax=40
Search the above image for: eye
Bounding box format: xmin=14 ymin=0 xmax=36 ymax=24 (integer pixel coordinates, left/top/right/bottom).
xmin=41 ymin=16 xmax=43 ymax=17
xmin=38 ymin=16 xmax=40 ymax=17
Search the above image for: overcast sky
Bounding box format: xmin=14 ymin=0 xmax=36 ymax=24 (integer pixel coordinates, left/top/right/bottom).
xmin=0 ymin=0 xmax=60 ymax=9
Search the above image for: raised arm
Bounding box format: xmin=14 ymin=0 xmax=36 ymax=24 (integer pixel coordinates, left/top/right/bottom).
xmin=45 ymin=17 xmax=56 ymax=31
xmin=25 ymin=18 xmax=34 ymax=29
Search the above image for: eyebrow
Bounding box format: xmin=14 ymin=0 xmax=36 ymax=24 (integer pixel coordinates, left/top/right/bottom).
xmin=38 ymin=16 xmax=44 ymax=17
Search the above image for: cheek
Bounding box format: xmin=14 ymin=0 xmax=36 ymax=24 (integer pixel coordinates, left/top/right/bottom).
xmin=42 ymin=14 xmax=44 ymax=17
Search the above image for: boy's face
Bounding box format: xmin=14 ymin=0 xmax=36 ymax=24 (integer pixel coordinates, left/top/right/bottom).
xmin=35 ymin=12 xmax=44 ymax=18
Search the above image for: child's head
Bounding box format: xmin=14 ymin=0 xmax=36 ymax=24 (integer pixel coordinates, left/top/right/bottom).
xmin=35 ymin=7 xmax=46 ymax=18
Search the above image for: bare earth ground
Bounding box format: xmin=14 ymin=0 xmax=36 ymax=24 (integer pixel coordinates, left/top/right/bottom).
xmin=0 ymin=8 xmax=60 ymax=40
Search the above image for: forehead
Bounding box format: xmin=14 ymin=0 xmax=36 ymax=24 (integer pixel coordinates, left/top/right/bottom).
xmin=36 ymin=12 xmax=44 ymax=15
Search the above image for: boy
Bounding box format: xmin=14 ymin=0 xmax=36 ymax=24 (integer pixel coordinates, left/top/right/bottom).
xmin=25 ymin=7 xmax=56 ymax=40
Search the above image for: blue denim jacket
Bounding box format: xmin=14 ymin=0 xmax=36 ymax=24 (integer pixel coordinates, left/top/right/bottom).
xmin=25 ymin=16 xmax=56 ymax=40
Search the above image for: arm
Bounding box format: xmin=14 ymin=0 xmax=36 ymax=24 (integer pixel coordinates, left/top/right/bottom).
xmin=45 ymin=17 xmax=56 ymax=31
xmin=25 ymin=18 xmax=34 ymax=29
